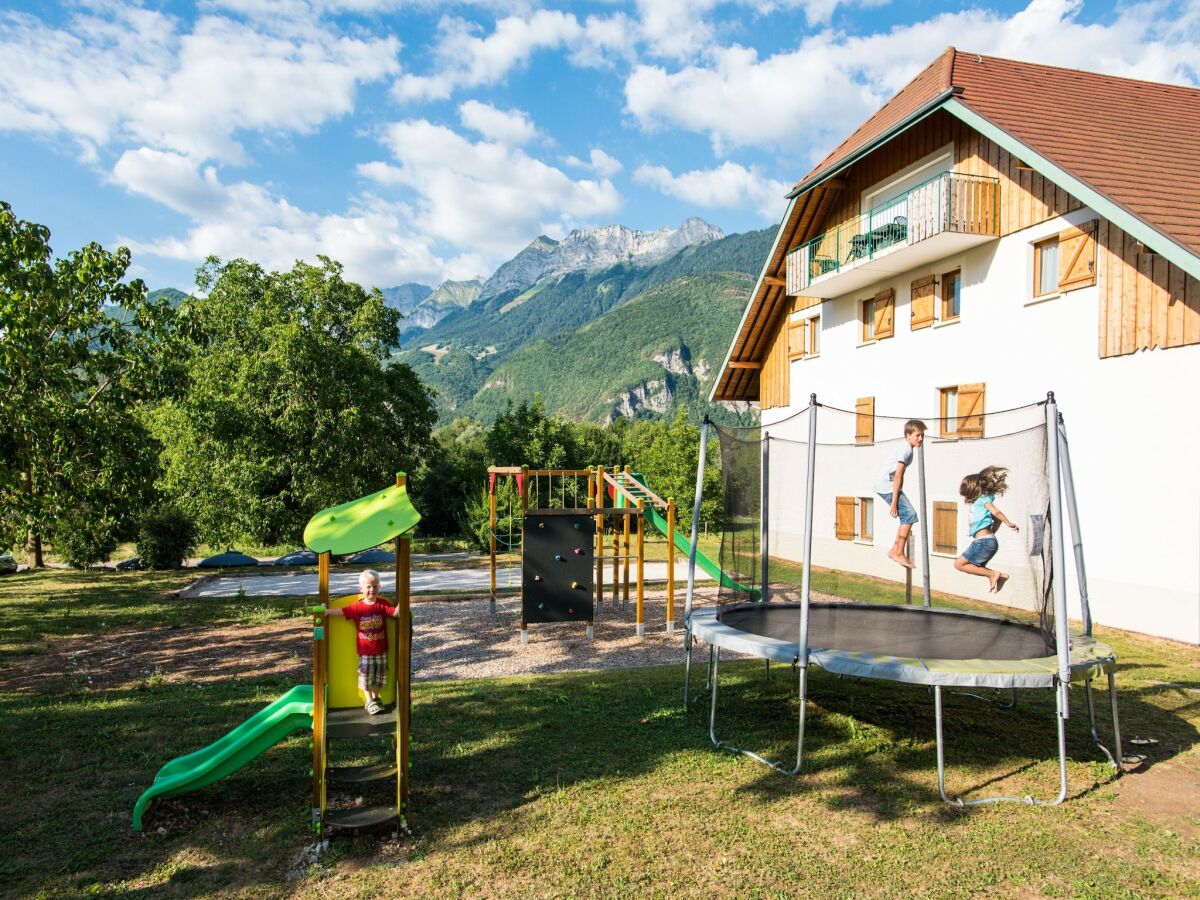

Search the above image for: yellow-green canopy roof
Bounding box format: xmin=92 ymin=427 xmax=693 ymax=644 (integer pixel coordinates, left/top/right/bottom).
xmin=303 ymin=476 xmax=421 ymax=555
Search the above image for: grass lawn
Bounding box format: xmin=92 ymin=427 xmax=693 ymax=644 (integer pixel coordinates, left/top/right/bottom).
xmin=1 ymin=569 xmax=1198 ymax=897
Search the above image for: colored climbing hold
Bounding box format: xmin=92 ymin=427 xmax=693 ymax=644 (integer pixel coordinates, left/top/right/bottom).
xmin=538 ymin=522 xmax=545 ymax=528
xmin=533 ymin=575 xmax=542 ymax=582
xmin=573 ymin=522 xmax=581 ymax=529
xmin=568 ymin=608 xmax=574 ymax=614
xmin=555 ymin=554 xmax=563 ymax=561
xmin=538 ymin=602 xmax=544 ymax=609
xmin=574 ymin=547 xmax=585 ymax=555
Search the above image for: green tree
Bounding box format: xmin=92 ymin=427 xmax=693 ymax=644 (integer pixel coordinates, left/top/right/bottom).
xmin=484 ymin=396 xmax=577 ymax=469
xmin=153 ymin=256 xmax=436 ymax=546
xmin=628 ymin=407 xmax=722 ymax=531
xmin=0 ymin=202 xmax=180 ymax=566
xmin=412 ymin=418 xmax=488 ymax=537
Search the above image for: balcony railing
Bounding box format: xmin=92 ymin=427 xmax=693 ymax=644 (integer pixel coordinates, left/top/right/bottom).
xmin=786 ymin=172 xmax=999 ymax=295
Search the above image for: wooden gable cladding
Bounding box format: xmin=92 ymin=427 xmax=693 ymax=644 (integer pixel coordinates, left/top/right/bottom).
xmin=817 ymin=110 xmax=1082 ymax=249
xmin=910 ymin=275 xmax=936 ymax=329
xmin=759 ymin=313 xmax=790 ymax=409
xmin=1098 ymin=219 xmax=1200 ymax=357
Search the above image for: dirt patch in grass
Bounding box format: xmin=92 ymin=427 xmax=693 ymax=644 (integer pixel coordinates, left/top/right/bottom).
xmin=0 ymin=618 xmax=310 ymax=693
xmin=1110 ymin=753 xmax=1200 ymax=840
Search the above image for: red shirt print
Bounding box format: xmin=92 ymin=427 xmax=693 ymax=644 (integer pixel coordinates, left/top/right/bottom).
xmin=341 ymin=599 xmax=397 ymax=656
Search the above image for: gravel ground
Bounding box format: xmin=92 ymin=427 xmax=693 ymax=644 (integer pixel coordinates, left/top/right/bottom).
xmin=413 ymin=586 xmax=721 ymax=682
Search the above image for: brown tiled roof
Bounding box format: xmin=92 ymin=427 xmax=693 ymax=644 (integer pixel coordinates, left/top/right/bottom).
xmin=796 ymin=48 xmax=1200 ymax=259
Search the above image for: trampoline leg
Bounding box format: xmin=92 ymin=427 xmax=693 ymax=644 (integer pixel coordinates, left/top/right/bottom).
xmin=683 ymin=628 xmax=693 ymax=709
xmin=935 ymin=685 xmax=1067 ymax=806
xmin=794 ymin=664 xmax=809 ymax=774
xmin=707 ymin=648 xmax=805 ymax=776
xmin=1108 ymin=671 xmax=1126 ymax=772
xmin=707 ymin=648 xmax=722 ymax=749
xmin=1086 ymin=672 xmax=1125 ymax=773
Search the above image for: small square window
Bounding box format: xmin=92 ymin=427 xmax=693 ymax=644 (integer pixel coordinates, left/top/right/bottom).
xmin=1034 ymin=238 xmax=1059 ymax=298
xmin=858 ymin=498 xmax=873 ymax=542
xmin=940 ymin=270 xmax=960 ymax=321
xmin=807 ymin=315 xmax=820 ymax=356
xmin=939 ymin=386 xmax=959 ymax=437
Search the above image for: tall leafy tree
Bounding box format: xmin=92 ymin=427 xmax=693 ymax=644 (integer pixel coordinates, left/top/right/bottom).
xmin=0 ymin=202 xmax=180 ymax=566
xmin=153 ymin=256 xmax=436 ymax=546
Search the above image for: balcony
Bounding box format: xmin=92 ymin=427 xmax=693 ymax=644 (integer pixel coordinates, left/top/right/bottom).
xmin=786 ymin=172 xmax=999 ymax=297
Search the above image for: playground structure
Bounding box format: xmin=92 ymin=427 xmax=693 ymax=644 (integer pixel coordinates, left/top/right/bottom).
xmin=683 ymin=394 xmax=1125 ymax=806
xmin=133 ymin=473 xmax=421 ymax=835
xmin=489 ymin=465 xmax=701 ymax=642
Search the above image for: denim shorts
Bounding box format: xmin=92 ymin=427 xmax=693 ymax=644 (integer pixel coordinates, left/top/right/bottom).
xmin=877 ymin=491 xmax=918 ymax=525
xmin=961 ymin=537 xmax=999 ymax=566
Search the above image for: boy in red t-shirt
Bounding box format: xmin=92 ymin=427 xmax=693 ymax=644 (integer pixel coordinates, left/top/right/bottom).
xmin=325 ymin=569 xmax=400 ymax=714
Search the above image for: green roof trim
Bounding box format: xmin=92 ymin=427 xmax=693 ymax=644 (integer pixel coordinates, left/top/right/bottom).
xmin=943 ymin=98 xmax=1200 ymax=281
xmin=303 ymin=476 xmax=421 ymax=556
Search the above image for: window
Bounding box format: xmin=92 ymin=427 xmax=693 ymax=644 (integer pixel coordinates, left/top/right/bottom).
xmin=788 ymin=314 xmax=820 ymax=360
xmin=1034 ymin=238 xmax=1059 ymax=297
xmin=940 ymin=270 xmax=961 ymax=321
xmin=855 ymin=396 xmax=875 ymax=444
xmin=837 ymin=496 xmax=874 ymax=542
xmin=933 ymin=502 xmax=958 ymax=555
xmin=858 ymin=498 xmax=873 ymax=542
xmin=1033 ymin=219 xmax=1099 ymax=299
xmin=939 ymin=383 xmax=986 ymax=439
xmin=861 ymin=288 xmax=894 ymax=343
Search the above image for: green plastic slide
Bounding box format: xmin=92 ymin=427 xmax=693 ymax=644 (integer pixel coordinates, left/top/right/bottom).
xmin=132 ymin=684 xmax=314 ymax=831
xmin=642 ymin=506 xmax=761 ymax=601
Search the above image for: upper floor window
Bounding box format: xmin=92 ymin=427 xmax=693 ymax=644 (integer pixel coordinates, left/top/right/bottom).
xmin=939 ymin=382 xmax=986 ymax=439
xmin=940 ymin=270 xmax=961 ymax=321
xmin=788 ymin=313 xmax=820 ymax=360
xmin=1034 ymin=238 xmax=1059 ymax=298
xmin=1033 ymin=219 xmax=1098 ymax=300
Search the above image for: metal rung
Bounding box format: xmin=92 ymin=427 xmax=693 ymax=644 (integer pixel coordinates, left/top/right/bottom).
xmin=324 ymin=804 xmax=399 ymax=830
xmin=330 ymin=763 xmax=398 ymax=784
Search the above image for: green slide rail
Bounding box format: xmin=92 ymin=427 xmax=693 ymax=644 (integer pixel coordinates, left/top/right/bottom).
xmin=132 ymin=684 xmax=314 ymax=831
xmin=641 ymin=505 xmax=762 ymax=601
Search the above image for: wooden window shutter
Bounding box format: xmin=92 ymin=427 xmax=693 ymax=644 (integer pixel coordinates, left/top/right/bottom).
xmin=855 ymin=396 xmax=875 ymax=444
xmin=788 ymin=318 xmax=806 ymax=360
xmin=1058 ymin=219 xmax=1098 ymax=291
xmin=910 ymin=275 xmax=935 ymax=330
xmin=835 ymin=497 xmax=856 ymax=541
xmin=933 ymin=502 xmax=958 ymax=554
xmin=873 ymin=287 xmax=895 ymax=338
xmin=956 ymin=382 xmax=986 ymax=439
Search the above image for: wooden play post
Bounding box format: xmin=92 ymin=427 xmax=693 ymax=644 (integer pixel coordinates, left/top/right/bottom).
xmin=312 ymin=550 xmax=330 ymax=833
xmin=666 ymin=498 xmax=676 ymax=635
xmin=622 ymin=465 xmax=632 ymax=609
xmin=636 ymin=498 xmax=645 ymax=638
xmin=594 ymin=466 xmax=605 ymax=609
xmin=488 ymin=472 xmax=498 ymax=614
xmin=395 ymin=471 xmax=412 ymax=822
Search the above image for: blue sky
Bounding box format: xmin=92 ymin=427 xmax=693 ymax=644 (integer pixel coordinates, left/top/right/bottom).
xmin=2 ymin=0 xmax=1197 ymax=292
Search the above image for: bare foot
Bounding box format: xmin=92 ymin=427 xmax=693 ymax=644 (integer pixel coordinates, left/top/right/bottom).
xmin=989 ymin=573 xmax=1009 ymax=594
xmin=888 ymin=551 xmax=915 ymax=569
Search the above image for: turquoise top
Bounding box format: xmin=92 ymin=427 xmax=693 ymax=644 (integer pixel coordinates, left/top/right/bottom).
xmin=968 ymin=494 xmax=996 ymax=537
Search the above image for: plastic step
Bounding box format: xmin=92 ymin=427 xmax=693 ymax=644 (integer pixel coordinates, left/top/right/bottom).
xmin=327 ymin=706 xmax=397 ymax=738
xmin=325 ymin=804 xmax=399 ymax=830
xmin=330 ymin=763 xmax=398 ymax=784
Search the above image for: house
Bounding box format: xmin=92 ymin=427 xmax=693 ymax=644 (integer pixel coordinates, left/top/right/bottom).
xmin=711 ymin=48 xmax=1200 ymax=644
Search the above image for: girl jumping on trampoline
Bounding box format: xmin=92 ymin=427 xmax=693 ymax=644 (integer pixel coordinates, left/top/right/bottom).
xmin=955 ymin=465 xmax=1019 ymax=593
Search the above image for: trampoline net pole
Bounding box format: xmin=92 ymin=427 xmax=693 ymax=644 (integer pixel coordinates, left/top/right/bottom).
xmin=1057 ymin=413 xmax=1092 ymax=636
xmin=916 ymin=439 xmax=932 ymax=608
xmin=797 ymin=397 xmax=818 ymax=667
xmin=1046 ymin=394 xmax=1073 ymax=705
xmin=684 ymin=421 xmax=710 ymax=624
xmin=761 ymin=431 xmax=770 ymax=604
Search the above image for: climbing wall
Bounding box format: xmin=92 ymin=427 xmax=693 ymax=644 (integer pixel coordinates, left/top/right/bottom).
xmin=523 ymin=509 xmax=595 ymax=624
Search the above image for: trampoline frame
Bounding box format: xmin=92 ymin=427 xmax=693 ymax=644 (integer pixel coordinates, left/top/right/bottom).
xmin=683 ymin=393 xmax=1125 ymax=806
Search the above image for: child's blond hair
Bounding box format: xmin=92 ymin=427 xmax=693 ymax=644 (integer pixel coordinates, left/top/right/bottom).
xmin=358 ymin=569 xmax=381 ymax=590
xmin=904 ymin=419 xmax=927 ymax=436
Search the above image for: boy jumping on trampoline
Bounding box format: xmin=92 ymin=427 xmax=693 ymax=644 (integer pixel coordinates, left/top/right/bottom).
xmin=324 ymin=569 xmax=400 ymax=714
xmin=955 ymin=465 xmax=1019 ymax=593
xmin=876 ymin=419 xmax=926 ymax=569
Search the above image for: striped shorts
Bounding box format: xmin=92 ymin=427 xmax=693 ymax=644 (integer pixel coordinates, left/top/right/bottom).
xmin=357 ymin=654 xmax=388 ymax=690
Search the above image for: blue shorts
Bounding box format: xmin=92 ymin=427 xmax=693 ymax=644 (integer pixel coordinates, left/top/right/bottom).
xmin=960 ymin=537 xmax=999 ymax=567
xmin=877 ymin=492 xmax=918 ymax=525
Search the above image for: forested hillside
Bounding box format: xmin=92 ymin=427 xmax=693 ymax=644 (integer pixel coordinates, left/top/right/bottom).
xmin=400 ymin=225 xmax=774 ymax=421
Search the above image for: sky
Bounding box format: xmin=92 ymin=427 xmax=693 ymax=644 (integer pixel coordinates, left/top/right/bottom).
xmin=1 ymin=0 xmax=1198 ymax=292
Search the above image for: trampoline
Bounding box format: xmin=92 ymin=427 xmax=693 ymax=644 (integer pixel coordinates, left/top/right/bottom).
xmin=681 ymin=394 xmax=1125 ymax=806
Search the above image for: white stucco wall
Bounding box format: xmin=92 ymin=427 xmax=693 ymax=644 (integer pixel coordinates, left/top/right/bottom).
xmin=761 ymin=206 xmax=1200 ymax=644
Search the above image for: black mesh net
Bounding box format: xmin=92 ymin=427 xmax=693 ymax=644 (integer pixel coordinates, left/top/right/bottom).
xmin=711 ymin=400 xmax=1068 ymax=651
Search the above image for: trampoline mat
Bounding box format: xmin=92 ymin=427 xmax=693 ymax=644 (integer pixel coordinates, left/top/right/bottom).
xmin=716 ymin=602 xmax=1052 ymax=662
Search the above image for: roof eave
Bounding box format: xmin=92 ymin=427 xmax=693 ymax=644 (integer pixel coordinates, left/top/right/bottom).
xmin=786 ymin=87 xmax=962 ymax=201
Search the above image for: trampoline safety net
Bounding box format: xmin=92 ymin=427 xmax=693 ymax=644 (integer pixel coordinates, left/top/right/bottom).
xmin=714 ymin=401 xmax=1069 ymax=653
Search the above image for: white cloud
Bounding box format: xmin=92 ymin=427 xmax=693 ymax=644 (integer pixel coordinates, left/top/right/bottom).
xmin=0 ymin=5 xmax=399 ymax=163
xmin=564 ymin=148 xmax=625 ymax=177
xmin=459 ymin=100 xmax=540 ymax=144
xmin=635 ymin=161 xmax=788 ymax=218
xmin=393 ymin=10 xmax=583 ymax=101
xmin=360 ymin=119 xmax=621 ymax=257
xmin=625 ymin=0 xmax=1200 ymax=154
